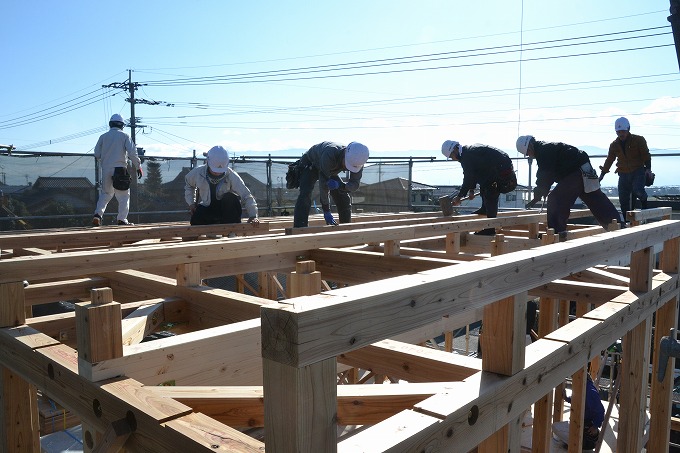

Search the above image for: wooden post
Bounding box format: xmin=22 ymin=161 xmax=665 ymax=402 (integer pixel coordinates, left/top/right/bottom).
xmin=479 ymin=234 xmax=526 ymax=452
xmin=287 ymin=261 xmax=322 ymax=298
xmin=76 ymin=287 xmax=123 ymax=453
xmin=531 ymin=297 xmax=558 ymax=452
xmin=553 ymin=300 xmax=570 ymax=424
xmin=0 ymin=281 xmax=40 ymax=453
xmin=76 ymin=288 xmax=123 ymax=366
xmin=648 ymin=237 xmax=680 ymax=451
xmin=528 ymin=222 xmax=540 ymax=240
xmin=177 ymin=262 xmax=201 ymax=287
xmin=263 ymin=357 xmax=337 ymax=452
xmin=445 ymin=232 xmax=461 ymax=255
xmin=384 ymin=240 xmax=400 ymax=256
xmin=618 ymin=246 xmax=654 ymax=453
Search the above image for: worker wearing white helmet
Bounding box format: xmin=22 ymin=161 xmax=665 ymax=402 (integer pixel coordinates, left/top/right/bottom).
xmin=293 ymin=141 xmax=369 ymax=227
xmin=516 ymin=135 xmax=622 ymax=240
xmin=184 ymin=146 xmax=259 ymax=226
xmin=441 ymin=140 xmax=517 ymax=235
xmin=599 ymin=117 xmax=652 ymax=217
xmin=92 ymin=114 xmax=143 ymax=226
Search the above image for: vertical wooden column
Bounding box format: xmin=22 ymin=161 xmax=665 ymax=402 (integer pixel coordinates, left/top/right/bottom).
xmin=531 ymin=297 xmax=558 ymax=452
xmin=479 ymin=234 xmax=526 ymax=452
xmin=528 ymin=222 xmax=540 ymax=240
xmin=384 ymin=240 xmax=400 ymax=256
xmin=0 ymin=281 xmax=40 ymax=453
xmin=648 ymin=237 xmax=680 ymax=451
xmin=287 ymin=261 xmax=322 ymax=298
xmin=177 ymin=262 xmax=201 ymax=287
xmin=445 ymin=232 xmax=461 ymax=255
xmin=618 ymin=246 xmax=654 ymax=453
xmin=553 ymin=299 xmax=570 ymax=424
xmin=562 ymin=302 xmax=592 ymax=451
xmin=263 ymin=357 xmax=338 ymax=452
xmin=75 ymin=287 xmax=123 ymax=453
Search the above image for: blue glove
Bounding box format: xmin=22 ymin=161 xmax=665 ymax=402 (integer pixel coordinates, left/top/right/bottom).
xmin=323 ymin=210 xmax=337 ymax=225
xmin=327 ymin=179 xmax=340 ymax=190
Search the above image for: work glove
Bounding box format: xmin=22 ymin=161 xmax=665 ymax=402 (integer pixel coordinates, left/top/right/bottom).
xmin=533 ymin=186 xmax=548 ymax=199
xmin=598 ymin=166 xmax=608 ymax=182
xmin=327 ymin=179 xmax=340 ymax=190
xmin=137 ymin=168 xmax=143 ymax=179
xmin=323 ymin=210 xmax=337 ymax=225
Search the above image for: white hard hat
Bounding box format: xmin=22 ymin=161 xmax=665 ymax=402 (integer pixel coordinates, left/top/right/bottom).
xmin=206 ymin=146 xmax=229 ymax=172
xmin=615 ymin=117 xmax=630 ymax=131
xmin=345 ymin=142 xmax=369 ymax=173
xmin=516 ymin=135 xmax=534 ymax=156
xmin=110 ymin=113 xmax=124 ymax=123
xmin=441 ymin=140 xmax=459 ymax=159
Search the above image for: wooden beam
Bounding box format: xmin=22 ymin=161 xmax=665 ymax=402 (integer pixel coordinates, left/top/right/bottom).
xmin=0 ymin=212 xmax=626 ymax=284
xmin=120 ymin=302 xmax=165 ymax=346
xmin=338 ymin=340 xmax=480 ymax=383
xmin=261 ymin=222 xmax=680 ymax=368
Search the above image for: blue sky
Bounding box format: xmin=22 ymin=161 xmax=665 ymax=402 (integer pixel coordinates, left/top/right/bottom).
xmin=2 ymin=1 xmax=679 ymax=187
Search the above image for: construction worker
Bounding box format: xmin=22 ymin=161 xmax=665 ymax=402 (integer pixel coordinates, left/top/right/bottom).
xmin=599 ymin=117 xmax=652 ymax=217
xmin=92 ymin=113 xmax=143 ymax=226
xmin=293 ymin=141 xmax=369 ymax=227
xmin=441 ymin=140 xmax=517 ymax=235
xmin=184 ymin=146 xmax=260 ymax=226
xmin=552 ymin=372 xmax=605 ymax=450
xmin=516 ymin=135 xmax=622 ymax=240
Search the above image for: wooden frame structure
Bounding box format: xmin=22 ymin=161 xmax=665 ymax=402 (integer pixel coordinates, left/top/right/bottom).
xmin=0 ymin=207 xmax=677 ymax=452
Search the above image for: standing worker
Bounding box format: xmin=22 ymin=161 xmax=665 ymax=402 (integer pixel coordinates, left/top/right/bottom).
xmin=92 ymin=113 xmax=143 ymax=226
xmin=516 ymin=135 xmax=622 ymax=240
xmin=441 ymin=140 xmax=517 ymax=235
xmin=293 ymin=141 xmax=369 ymax=227
xmin=184 ymin=146 xmax=259 ymax=226
xmin=599 ymin=117 xmax=652 ymax=218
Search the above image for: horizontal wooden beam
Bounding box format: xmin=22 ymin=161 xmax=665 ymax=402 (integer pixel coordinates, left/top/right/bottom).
xmin=149 ymin=382 xmax=462 ymax=427
xmin=0 ymin=326 xmax=264 ymax=451
xmin=261 ymin=221 xmax=680 ymax=367
xmin=338 ymin=275 xmax=679 ymax=452
xmin=0 ymin=212 xmax=603 ymax=284
xmin=338 ymin=339 xmax=480 ymax=382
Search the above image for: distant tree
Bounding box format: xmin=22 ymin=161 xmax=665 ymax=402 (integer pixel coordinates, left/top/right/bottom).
xmin=145 ymin=160 xmax=164 ymax=197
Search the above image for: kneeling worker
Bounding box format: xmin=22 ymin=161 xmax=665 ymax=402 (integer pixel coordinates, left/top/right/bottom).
xmin=184 ymin=146 xmax=259 ymax=226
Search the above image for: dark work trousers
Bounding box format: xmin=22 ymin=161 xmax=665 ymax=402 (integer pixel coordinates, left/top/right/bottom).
xmin=293 ymin=166 xmax=352 ymax=227
xmin=547 ymin=170 xmax=622 ymax=234
xmin=473 ymin=184 xmax=500 ymax=235
xmin=618 ymin=167 xmax=647 ymax=217
xmin=190 ymin=192 xmax=243 ymax=225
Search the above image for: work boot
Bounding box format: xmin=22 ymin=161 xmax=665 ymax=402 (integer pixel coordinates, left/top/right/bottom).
xmin=117 ymin=219 xmax=134 ymax=226
xmin=92 ymin=214 xmax=102 ymax=227
xmin=558 ymin=231 xmax=568 ymax=242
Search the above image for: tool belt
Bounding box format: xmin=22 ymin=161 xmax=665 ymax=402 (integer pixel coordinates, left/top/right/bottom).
xmin=112 ymin=167 xmax=131 ymax=190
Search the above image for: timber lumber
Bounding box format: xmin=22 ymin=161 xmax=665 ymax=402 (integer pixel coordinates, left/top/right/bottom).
xmin=150 ymin=381 xmax=463 ymax=427
xmin=337 ymin=273 xmax=679 ymax=452
xmin=261 ymin=221 xmax=680 ymax=368
xmin=0 ymin=326 xmax=264 ymax=452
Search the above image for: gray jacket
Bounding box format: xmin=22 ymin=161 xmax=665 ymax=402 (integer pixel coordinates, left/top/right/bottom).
xmin=184 ymin=165 xmax=258 ymax=218
xmin=303 ymin=142 xmax=363 ymax=207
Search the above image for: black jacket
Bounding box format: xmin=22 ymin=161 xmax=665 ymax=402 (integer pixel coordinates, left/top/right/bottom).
xmin=533 ymin=141 xmax=590 ymax=195
xmin=456 ymin=145 xmax=513 ymax=198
